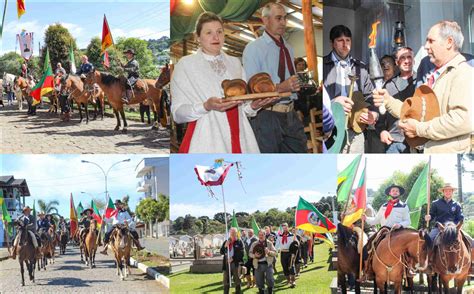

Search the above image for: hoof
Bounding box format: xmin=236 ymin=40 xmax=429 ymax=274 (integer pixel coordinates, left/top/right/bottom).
xmin=151 ymin=125 xmax=157 ymax=130
xmin=121 ymin=128 xmax=127 ymax=134
xmin=114 ymin=126 xmax=120 ymax=131
xmin=120 ymin=276 xmax=124 ymax=281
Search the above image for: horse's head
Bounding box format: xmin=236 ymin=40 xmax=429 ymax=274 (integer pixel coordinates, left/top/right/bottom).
xmin=113 ymin=224 xmax=130 ymax=249
xmin=90 ymin=219 xmax=97 ymax=231
xmin=337 ymin=223 xmax=358 ymax=249
xmin=85 ymin=69 xmax=97 ymax=85
xmin=437 ymin=221 xmax=464 ymax=274
xmin=406 ymin=229 xmax=432 ymax=271
xmin=155 ymin=63 xmax=171 ymax=88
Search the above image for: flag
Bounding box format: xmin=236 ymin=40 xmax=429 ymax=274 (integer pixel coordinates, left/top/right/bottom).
xmin=90 ymin=200 xmax=103 ymax=227
xmin=69 ymin=43 xmax=76 ymax=73
xmin=295 ymin=196 xmax=336 ymax=233
xmin=195 ymin=162 xmax=233 ymax=186
xmin=17 ymin=0 xmax=25 ymax=19
xmin=70 ymin=193 xmax=78 ymax=236
xmin=101 ymin=15 xmax=113 ymax=54
xmin=0 ymin=193 xmax=13 ymax=236
xmin=342 ymin=165 xmax=367 ymax=226
xmin=251 ymin=216 xmax=260 ymax=235
xmin=0 ymin=0 xmax=8 ymax=39
xmin=337 ymin=155 xmax=362 ymax=203
xmin=102 ymin=51 xmax=110 ymax=69
xmin=105 ymin=197 xmax=117 ymax=218
xmin=17 ymin=30 xmax=33 ymax=61
xmin=31 ymin=48 xmax=54 ymax=105
xmin=406 ymin=162 xmax=430 ymax=229
xmin=314 ymin=232 xmax=335 ymax=248
xmin=230 ymin=210 xmax=240 ymax=238
xmin=76 ymin=202 xmax=84 ymax=216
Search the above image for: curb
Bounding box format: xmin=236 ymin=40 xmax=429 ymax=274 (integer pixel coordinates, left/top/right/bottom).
xmin=130 ymin=256 xmax=169 ymax=289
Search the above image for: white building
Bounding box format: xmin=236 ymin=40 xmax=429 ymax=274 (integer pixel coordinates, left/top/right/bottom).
xmin=135 ymin=157 xmax=169 ymax=199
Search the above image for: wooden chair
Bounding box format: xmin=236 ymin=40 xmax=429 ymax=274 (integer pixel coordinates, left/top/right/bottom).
xmin=304 ymin=108 xmax=323 ymax=153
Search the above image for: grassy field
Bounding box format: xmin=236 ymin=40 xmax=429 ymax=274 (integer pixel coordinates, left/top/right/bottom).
xmin=169 ymin=243 xmax=336 ymax=293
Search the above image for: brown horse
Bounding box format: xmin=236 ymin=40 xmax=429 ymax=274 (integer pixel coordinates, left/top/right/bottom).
xmin=337 ymin=223 xmax=363 ymax=294
xmin=85 ymin=69 xmax=161 ymax=132
xmin=37 ymin=229 xmax=54 ymax=271
xmin=154 ymin=64 xmax=171 ymax=128
xmin=14 ymin=76 xmax=29 ymax=110
xmin=61 ymin=74 xmax=105 ymax=123
xmin=430 ymin=222 xmax=471 ymax=294
xmin=16 ymin=221 xmax=36 ymax=286
xmin=59 ymin=226 xmax=68 ymax=255
xmin=84 ymin=219 xmax=98 ymax=268
xmin=111 ymin=224 xmax=132 ymax=280
xmin=372 ymin=228 xmax=431 ymax=294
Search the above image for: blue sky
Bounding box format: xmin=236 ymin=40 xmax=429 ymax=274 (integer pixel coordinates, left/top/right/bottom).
xmin=170 ymin=154 xmax=337 ymax=220
xmin=1 ymin=0 xmax=169 ymax=54
xmin=1 ymin=154 xmax=169 ymax=218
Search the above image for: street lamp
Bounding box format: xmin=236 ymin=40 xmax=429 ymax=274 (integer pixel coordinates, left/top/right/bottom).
xmin=81 ymin=158 xmax=131 ymax=199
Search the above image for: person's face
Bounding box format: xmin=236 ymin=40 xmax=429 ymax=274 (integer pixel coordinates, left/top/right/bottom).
xmin=263 ymin=6 xmax=287 ymax=37
xmin=197 ymin=21 xmax=224 ymax=56
xmin=443 ymin=188 xmax=454 ymax=199
xmin=230 ymin=229 xmax=237 ymax=239
xmin=258 ymin=231 xmax=265 ymax=241
xmin=248 ymin=230 xmax=254 ymax=238
xmin=57 ymin=63 xmax=61 ymax=68
xmin=39 ymin=215 xmax=45 ymax=219
xmin=389 ymin=187 xmax=400 ymax=198
xmin=396 ymin=49 xmax=414 ymax=73
xmin=381 ymin=58 xmax=396 ymax=81
xmin=283 ymin=224 xmax=288 ymax=233
xmin=126 ymin=53 xmax=133 ymax=60
xmin=296 ymin=61 xmax=306 ymax=72
xmin=24 ymin=210 xmax=31 ymax=216
xmin=265 ymin=227 xmax=270 ymax=234
xmin=332 ymin=36 xmax=351 ymax=59
xmin=424 ymin=25 xmax=451 ymax=67
xmin=81 ymin=57 xmax=87 ymax=64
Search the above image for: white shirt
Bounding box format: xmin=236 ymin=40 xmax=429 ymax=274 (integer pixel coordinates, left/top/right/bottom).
xmin=366 ymin=200 xmax=411 ymax=228
xmin=112 ymin=210 xmax=135 ymax=229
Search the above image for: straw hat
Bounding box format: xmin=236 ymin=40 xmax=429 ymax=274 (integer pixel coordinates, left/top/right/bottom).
xmin=438 ymin=183 xmax=457 ymax=192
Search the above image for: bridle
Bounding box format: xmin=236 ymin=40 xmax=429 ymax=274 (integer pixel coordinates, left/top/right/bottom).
xmin=437 ymin=232 xmax=470 ymax=274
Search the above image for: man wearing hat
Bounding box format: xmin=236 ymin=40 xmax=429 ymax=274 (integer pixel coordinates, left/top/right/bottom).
xmin=121 ymin=49 xmax=140 ymax=104
xmin=100 ymin=199 xmax=144 ymax=255
xmin=37 ymin=211 xmax=51 ymax=237
xmin=78 ymin=208 xmax=96 ymax=243
xmin=11 ymin=206 xmax=40 ymax=259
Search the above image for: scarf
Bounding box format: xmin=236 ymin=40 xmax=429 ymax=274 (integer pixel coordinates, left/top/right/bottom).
xmin=281 ymin=232 xmax=288 ymax=244
xmin=384 ymin=198 xmax=399 ymax=219
xmin=266 ymin=31 xmax=295 ymax=82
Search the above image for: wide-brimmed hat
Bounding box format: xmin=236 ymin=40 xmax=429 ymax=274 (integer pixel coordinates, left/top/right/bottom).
xmin=123 ymin=49 xmax=135 ymax=55
xmin=438 ymin=183 xmax=458 ymax=192
xmin=22 ymin=206 xmax=31 ymax=213
xmin=38 ymin=211 xmax=46 ymax=216
xmin=348 ymin=91 xmax=370 ymax=134
xmin=114 ymin=199 xmax=123 ymax=205
xmin=81 ymin=208 xmax=93 ymax=215
xmin=400 ymin=85 xmax=440 ymax=148
xmin=385 ymin=184 xmax=405 ymax=196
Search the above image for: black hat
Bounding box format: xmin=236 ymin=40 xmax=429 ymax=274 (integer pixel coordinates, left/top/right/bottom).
xmin=385 ymin=184 xmax=405 ymax=196
xmin=81 ymin=208 xmax=93 ymax=216
xmin=123 ymin=49 xmax=135 ymax=55
xmin=114 ymin=199 xmax=123 ymax=205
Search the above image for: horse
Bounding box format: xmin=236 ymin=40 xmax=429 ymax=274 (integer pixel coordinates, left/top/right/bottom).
xmin=15 ymin=221 xmax=36 ymax=286
xmin=37 ymin=228 xmax=54 ymax=271
xmin=85 ymin=69 xmax=161 ymax=132
xmin=13 ymin=76 xmax=29 ymax=111
xmin=371 ymin=228 xmax=431 ymax=294
xmin=153 ymin=64 xmax=171 ymax=128
xmin=337 ymin=223 xmax=365 ymax=294
xmin=111 ymin=224 xmax=132 ymax=280
xmin=61 ymin=74 xmax=105 ymax=123
xmin=430 ymin=222 xmax=471 ymax=294
xmin=59 ymin=226 xmax=68 ymax=255
xmin=84 ymin=219 xmax=98 ymax=268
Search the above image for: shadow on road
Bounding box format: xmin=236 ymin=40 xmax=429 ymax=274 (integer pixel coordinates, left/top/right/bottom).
xmin=42 ymin=277 xmax=111 ymax=287
xmin=54 ymin=265 xmax=84 ymax=271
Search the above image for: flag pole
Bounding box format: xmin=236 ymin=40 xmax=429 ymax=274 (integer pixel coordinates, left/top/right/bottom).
xmin=425 ymin=156 xmax=431 ymax=227
xmin=343 ymin=155 xmax=363 ymax=216
xmin=221 ymin=184 xmax=232 ymax=288
xmin=358 ymin=157 xmax=367 ymax=280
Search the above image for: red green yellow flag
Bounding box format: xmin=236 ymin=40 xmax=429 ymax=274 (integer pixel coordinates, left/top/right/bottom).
xmin=70 ymin=193 xmax=78 ymax=236
xmin=31 ymin=48 xmax=54 ymax=105
xmin=295 ymin=196 xmax=336 ymax=233
xmin=90 ymin=200 xmax=103 ymax=226
xmin=314 ymin=232 xmax=335 ymax=248
xmin=105 ymin=197 xmax=117 ymax=218
xmin=337 ymin=155 xmax=361 ymax=203
xmin=342 ymin=166 xmax=366 ymax=226
xmin=17 ymin=0 xmax=26 ymax=19
xmin=101 ymin=15 xmax=113 ymax=54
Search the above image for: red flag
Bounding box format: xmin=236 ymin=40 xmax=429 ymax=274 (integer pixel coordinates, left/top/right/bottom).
xmin=102 ymin=51 xmax=110 ymax=69
xmin=90 ymin=200 xmax=102 ymax=226
xmin=70 ymin=193 xmax=78 ymax=237
xmin=101 ymin=15 xmax=113 ymax=54
xmin=17 ymin=0 xmax=26 ymax=19
xmin=105 ymin=197 xmax=117 ymax=218
xmin=342 ymin=166 xmax=367 ymax=226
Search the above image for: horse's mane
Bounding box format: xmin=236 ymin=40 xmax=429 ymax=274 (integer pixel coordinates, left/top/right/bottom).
xmin=99 ymin=72 xmax=120 ymax=86
xmin=440 ymin=222 xmax=458 ymax=245
xmin=337 ymin=223 xmax=357 ymax=247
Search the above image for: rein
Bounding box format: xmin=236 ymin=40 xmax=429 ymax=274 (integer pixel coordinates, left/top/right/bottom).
xmin=437 ymin=234 xmax=470 ymax=274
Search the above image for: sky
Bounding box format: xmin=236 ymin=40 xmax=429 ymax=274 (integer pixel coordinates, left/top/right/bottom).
xmin=337 ymin=154 xmax=474 ymax=202
xmin=1 ymin=154 xmax=169 ymax=217
xmin=170 ymin=154 xmax=337 ymax=220
xmin=1 ymin=0 xmax=170 ymax=54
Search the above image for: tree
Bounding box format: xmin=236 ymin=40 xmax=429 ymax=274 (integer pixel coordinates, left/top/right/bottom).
xmin=38 ymin=200 xmax=60 ymax=216
xmin=213 ymin=212 xmax=230 ymax=224
xmin=116 ymin=37 xmax=159 ymax=78
xmin=85 ymin=37 xmax=122 ymax=75
xmin=41 ymin=23 xmax=77 ymax=73
xmin=0 ymin=52 xmax=24 ymax=76
xmin=136 ymin=197 xmax=161 ymax=224
xmin=157 ymin=194 xmax=169 ymax=221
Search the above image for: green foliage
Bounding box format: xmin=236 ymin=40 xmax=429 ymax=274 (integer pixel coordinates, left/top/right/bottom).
xmin=116 ymin=37 xmax=160 ymax=78
xmin=0 ymin=52 xmax=24 ymax=76
xmin=41 ymin=23 xmax=77 ymax=73
xmin=37 ymin=200 xmax=60 ymax=216
xmin=135 ymin=194 xmax=169 ymax=224
xmin=147 ymin=37 xmax=170 ymax=65
xmin=465 ymin=220 xmax=474 ymax=238
xmin=85 ymin=37 xmax=122 ymax=75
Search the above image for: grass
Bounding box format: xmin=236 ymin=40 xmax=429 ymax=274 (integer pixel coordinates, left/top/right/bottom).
xmin=169 ymin=243 xmax=336 ymax=294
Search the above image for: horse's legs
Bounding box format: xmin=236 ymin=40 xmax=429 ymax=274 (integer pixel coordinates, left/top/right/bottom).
xmin=78 ymin=103 xmax=83 ymax=123
xmin=373 ymin=276 xmax=378 ymax=294
xmin=85 ymin=102 xmax=89 ymax=124
xmin=338 ymin=272 xmax=347 ymax=294
xmin=20 ymin=260 xmax=25 ymax=286
xmin=113 ymin=109 xmax=120 ymax=131
xmin=120 ymin=109 xmax=127 ymax=133
xmin=455 ymin=277 xmax=467 ymax=294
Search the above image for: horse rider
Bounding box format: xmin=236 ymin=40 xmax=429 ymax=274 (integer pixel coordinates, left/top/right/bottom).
xmin=250 ymin=229 xmax=277 ymax=294
xmin=78 ymin=208 xmax=98 ymax=243
xmin=36 ymin=211 xmax=53 ymax=246
xmin=58 ymin=216 xmax=67 ymax=234
xmin=220 ymin=227 xmax=244 ymax=294
xmin=11 ymin=206 xmax=41 ymax=259
xmin=359 ymin=184 xmax=411 ymax=281
xmin=276 ymin=223 xmax=296 ymax=288
xmin=26 ymin=75 xmax=37 ymax=115
xmin=425 ymin=183 xmax=473 ymax=249
xmin=100 ymin=199 xmax=144 ymax=255
xmin=76 ymin=55 xmax=94 ymax=83
xmin=121 ymin=49 xmax=140 ymax=104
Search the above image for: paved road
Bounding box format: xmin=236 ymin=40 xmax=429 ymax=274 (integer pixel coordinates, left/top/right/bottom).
xmin=0 ymin=102 xmax=170 ymax=154
xmin=0 ymin=246 xmax=168 ymax=293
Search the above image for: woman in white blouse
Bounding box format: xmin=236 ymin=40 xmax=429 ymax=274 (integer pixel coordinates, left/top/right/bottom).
xmin=171 ymin=12 xmax=277 ymax=153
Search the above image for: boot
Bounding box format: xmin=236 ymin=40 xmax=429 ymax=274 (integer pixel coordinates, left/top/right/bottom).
xmin=258 ymin=289 xmax=264 ymax=294
xmin=10 ymin=246 xmax=16 ymax=259
xmin=246 ymin=276 xmax=251 ymax=288
xmin=286 ymin=276 xmax=290 ymax=285
xmin=122 ymin=90 xmax=132 ymax=104
xmin=252 ymin=276 xmax=256 ymax=287
xmin=134 ymin=239 xmax=145 ymax=251
xmin=268 ymin=287 xmax=273 ymax=294
xmin=290 ymin=275 xmax=296 ymax=288
xmin=100 ymin=243 xmax=108 ymax=255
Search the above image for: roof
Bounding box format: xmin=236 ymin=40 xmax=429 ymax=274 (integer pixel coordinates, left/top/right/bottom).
xmin=0 ymin=175 xmax=31 ymax=196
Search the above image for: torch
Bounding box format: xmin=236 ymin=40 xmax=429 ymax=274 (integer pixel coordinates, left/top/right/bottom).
xmin=368 ymin=21 xmax=386 ymax=115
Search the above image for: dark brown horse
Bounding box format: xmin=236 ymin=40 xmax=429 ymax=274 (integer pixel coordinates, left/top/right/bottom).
xmin=430 ymin=222 xmax=471 ymax=294
xmin=372 ymin=228 xmax=431 ymax=294
xmin=337 ymin=223 xmax=363 ymax=294
xmin=16 ymin=221 xmax=36 ymax=286
xmin=59 ymin=226 xmax=68 ymax=255
xmin=111 ymin=224 xmax=132 ymax=280
xmin=154 ymin=64 xmax=171 ymax=128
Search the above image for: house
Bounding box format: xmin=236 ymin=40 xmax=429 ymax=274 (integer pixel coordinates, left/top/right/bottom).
xmin=135 ymin=157 xmax=169 ymax=200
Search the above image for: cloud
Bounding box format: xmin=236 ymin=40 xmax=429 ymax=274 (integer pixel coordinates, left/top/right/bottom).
xmin=59 ymin=22 xmax=84 ymax=37
xmin=112 ymin=27 xmax=169 ymax=40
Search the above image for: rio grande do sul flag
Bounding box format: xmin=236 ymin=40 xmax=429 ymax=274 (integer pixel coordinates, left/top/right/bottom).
xmin=195 ymin=161 xmax=233 ymax=186
xmin=342 ymin=165 xmax=367 ymax=226
xmin=295 ymin=196 xmax=336 ymax=233
xmin=101 ymin=14 xmax=113 ymax=54
xmin=337 ymin=155 xmax=361 ymax=203
xmin=31 ymin=48 xmax=54 ymax=105
xmin=69 ymin=193 xmax=78 ymax=236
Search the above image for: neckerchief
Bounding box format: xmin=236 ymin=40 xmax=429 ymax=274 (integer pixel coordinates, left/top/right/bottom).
xmin=384 ymin=198 xmax=399 ymax=219
xmin=265 ymin=31 xmax=295 ymax=82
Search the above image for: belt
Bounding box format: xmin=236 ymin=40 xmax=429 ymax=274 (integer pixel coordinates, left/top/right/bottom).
xmin=264 ymin=102 xmax=294 ymax=113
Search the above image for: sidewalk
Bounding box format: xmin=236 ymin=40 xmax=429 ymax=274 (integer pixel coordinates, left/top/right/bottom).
xmin=139 ymin=237 xmax=168 ymax=258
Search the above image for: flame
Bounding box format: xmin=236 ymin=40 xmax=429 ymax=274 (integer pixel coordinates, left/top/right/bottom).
xmin=368 ymin=20 xmax=381 ymax=48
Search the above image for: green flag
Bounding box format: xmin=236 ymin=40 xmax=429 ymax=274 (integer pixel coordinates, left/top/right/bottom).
xmin=77 ymin=202 xmax=84 ymax=216
xmin=406 ymin=162 xmax=430 ymax=229
xmin=69 ymin=42 xmax=76 ymax=73
xmin=0 ymin=192 xmax=13 ymax=236
xmin=337 ymin=155 xmax=362 ymax=203
xmin=251 ymin=216 xmax=260 ymax=235
xmin=231 ymin=210 xmax=240 ymax=238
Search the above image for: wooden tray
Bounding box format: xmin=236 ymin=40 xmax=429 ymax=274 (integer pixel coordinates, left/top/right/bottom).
xmin=224 ymin=92 xmax=292 ymax=101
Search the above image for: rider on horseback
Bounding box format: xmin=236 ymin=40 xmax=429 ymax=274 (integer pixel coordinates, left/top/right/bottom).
xmin=121 ymin=49 xmax=140 ymax=104
xmin=76 ymin=55 xmax=94 ymax=81
xmin=78 ymin=208 xmax=98 ymax=243
xmin=58 ymin=216 xmax=67 ymax=233
xmin=100 ymin=199 xmax=144 ymax=255
xmin=359 ymin=184 xmax=411 ymax=281
xmin=11 ymin=206 xmax=41 ymax=259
